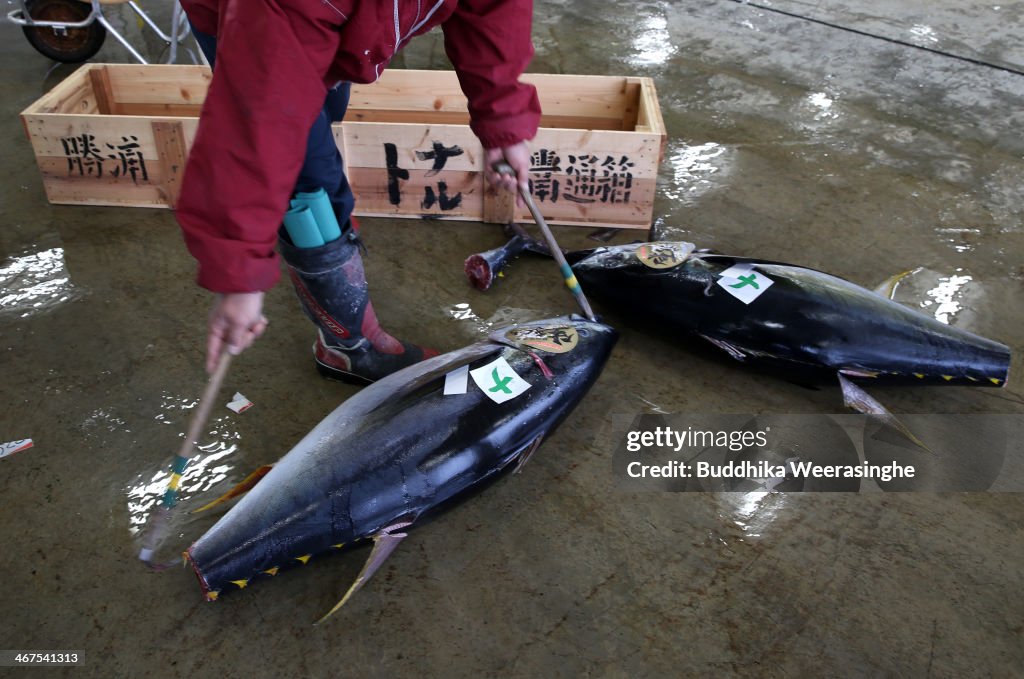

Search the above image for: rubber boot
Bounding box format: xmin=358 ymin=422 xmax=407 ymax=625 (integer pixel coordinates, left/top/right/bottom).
xmin=278 ymin=222 xmax=438 ymax=384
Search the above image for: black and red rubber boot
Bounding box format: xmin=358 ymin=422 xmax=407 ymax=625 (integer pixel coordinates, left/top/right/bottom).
xmin=278 ymin=219 xmax=438 ymax=385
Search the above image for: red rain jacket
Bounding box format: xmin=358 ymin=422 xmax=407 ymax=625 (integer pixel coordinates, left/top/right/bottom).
xmin=177 ymin=0 xmax=541 ymax=293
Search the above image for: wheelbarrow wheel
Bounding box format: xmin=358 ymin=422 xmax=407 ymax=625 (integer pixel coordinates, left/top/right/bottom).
xmin=22 ymin=0 xmax=107 ymax=63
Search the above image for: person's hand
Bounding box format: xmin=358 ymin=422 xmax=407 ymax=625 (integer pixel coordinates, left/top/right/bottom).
xmin=484 ymin=142 xmax=531 ymax=206
xmin=206 ymin=292 xmax=268 ymax=373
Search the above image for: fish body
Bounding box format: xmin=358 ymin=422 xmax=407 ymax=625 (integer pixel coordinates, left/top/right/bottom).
xmin=186 ymin=316 xmax=616 ymax=601
xmin=565 ymin=241 xmax=1009 ymax=386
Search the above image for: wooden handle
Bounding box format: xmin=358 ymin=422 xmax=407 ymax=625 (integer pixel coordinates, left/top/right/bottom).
xmin=176 ymin=351 xmax=232 ymax=458
xmin=493 ymin=162 xmax=598 ymax=322
xmin=140 ymin=351 xmax=234 ymax=563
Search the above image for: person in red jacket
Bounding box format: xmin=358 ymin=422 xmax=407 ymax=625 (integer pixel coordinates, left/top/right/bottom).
xmin=177 ymin=0 xmax=541 ymax=380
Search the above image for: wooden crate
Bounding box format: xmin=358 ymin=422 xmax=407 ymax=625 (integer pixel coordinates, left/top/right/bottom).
xmin=21 ymin=64 xmax=666 ymax=229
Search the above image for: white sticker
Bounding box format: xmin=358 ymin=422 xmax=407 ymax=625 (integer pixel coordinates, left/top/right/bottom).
xmin=470 ymin=356 xmax=532 ymax=404
xmin=443 ymin=365 xmax=469 ymax=395
xmin=717 ymin=267 xmax=774 ymax=304
xmin=0 ymin=439 xmax=33 ymax=460
xmin=226 ymin=393 xmax=254 ymax=413
xmin=718 ymin=263 xmax=757 ymax=279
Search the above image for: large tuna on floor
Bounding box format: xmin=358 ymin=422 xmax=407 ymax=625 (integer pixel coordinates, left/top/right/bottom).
xmin=185 ymin=315 xmax=616 ymax=620
xmin=467 ymin=232 xmax=1010 ymax=419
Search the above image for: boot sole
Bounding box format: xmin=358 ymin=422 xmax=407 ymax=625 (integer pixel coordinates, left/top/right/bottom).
xmin=315 ymin=359 xmax=375 ymax=386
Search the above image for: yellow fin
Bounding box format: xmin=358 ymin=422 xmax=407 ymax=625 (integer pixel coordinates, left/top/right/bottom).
xmin=192 ymin=465 xmax=274 ymax=513
xmin=263 ymin=567 xmax=279 ymax=576
xmin=295 ymin=554 xmax=312 ymax=565
xmin=230 ymin=579 xmax=249 ymax=589
xmin=913 ymin=373 xmax=925 ymax=379
xmin=333 ymin=543 xmax=345 ymax=549
xmin=942 ymin=375 xmax=954 ymax=381
xmin=839 ymin=374 xmax=933 ymax=455
xmin=513 ymin=434 xmax=545 ymax=475
xmin=873 ymin=268 xmax=919 ymax=299
xmin=315 ymin=522 xmax=411 ymax=625
xmin=205 ymin=591 xmax=220 ymax=601
xmin=990 ymin=377 xmax=1002 ymax=385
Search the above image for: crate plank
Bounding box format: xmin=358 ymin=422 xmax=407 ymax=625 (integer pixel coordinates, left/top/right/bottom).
xmin=105 ymin=63 xmax=212 ymax=107
xmin=26 ymin=65 xmax=98 ymax=115
xmin=346 ymin=168 xmax=483 ymax=219
xmin=152 ymin=121 xmax=187 ymax=208
xmin=88 ymin=66 xmax=118 ymax=115
xmin=35 ymin=155 xmax=171 ymax=207
xmin=24 ymin=114 xmax=166 ymax=158
xmin=340 ymin=122 xmax=483 ymax=172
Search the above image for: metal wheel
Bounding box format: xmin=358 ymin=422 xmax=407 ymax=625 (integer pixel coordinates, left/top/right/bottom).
xmin=22 ymin=0 xmax=107 ymax=63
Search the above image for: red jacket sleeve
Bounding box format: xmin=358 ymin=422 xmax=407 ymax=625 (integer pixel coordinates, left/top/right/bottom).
xmin=176 ymin=0 xmax=341 ymax=293
xmin=442 ymin=0 xmax=541 ymax=149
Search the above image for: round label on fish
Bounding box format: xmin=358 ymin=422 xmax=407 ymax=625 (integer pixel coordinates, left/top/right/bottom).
xmin=636 ymin=242 xmax=691 ymax=269
xmin=505 ymin=326 xmax=579 ymax=353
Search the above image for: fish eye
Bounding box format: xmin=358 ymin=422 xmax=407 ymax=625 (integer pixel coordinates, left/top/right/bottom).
xmin=578 ymin=328 xmax=590 ymax=337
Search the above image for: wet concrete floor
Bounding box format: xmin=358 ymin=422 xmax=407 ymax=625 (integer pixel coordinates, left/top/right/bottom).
xmin=1 ymin=1 xmax=1023 ymax=676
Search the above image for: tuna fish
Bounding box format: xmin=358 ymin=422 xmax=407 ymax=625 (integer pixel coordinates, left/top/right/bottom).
xmin=468 ymin=230 xmax=1010 ymax=425
xmin=185 ymin=315 xmax=616 ymax=620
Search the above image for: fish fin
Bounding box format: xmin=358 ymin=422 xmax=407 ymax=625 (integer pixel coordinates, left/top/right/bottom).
xmin=837 ymin=374 xmax=933 ymax=455
xmin=872 ymin=268 xmax=919 ymax=300
xmin=698 ymin=334 xmax=748 ymax=362
xmin=513 ymin=435 xmax=545 ymax=475
xmin=838 ymin=368 xmax=880 ymax=378
xmin=504 ymin=222 xmax=552 ymax=256
xmin=191 ymin=465 xmax=274 ymax=513
xmin=526 ymin=351 xmax=554 ymax=379
xmin=587 ymin=227 xmax=622 ymax=243
xmin=502 ymin=222 xmax=594 ymax=263
xmin=314 ymin=520 xmax=413 ymax=625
